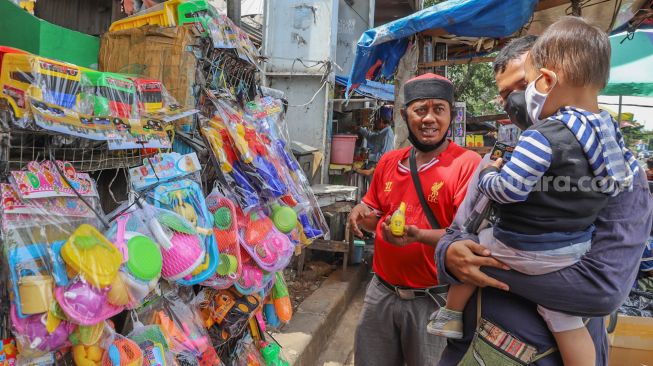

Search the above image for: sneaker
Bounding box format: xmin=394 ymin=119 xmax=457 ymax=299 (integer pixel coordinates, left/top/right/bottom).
xmin=427 ymin=307 xmax=463 ymax=339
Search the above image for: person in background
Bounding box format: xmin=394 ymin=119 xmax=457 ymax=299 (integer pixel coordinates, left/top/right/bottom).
xmin=646 ymin=158 xmax=653 ymax=180
xmin=348 ymin=74 xmax=481 ymax=366
xmin=355 ymin=105 xmax=395 ymax=177
xmin=436 ymin=33 xmax=653 ymax=366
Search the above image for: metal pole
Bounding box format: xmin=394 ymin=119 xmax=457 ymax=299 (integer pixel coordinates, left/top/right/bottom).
xmin=227 ymin=0 xmax=241 ymax=27
xmin=617 ymin=94 xmax=623 ymax=125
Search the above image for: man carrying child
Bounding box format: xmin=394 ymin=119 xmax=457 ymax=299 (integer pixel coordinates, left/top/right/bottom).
xmin=437 ymin=17 xmax=653 ymax=366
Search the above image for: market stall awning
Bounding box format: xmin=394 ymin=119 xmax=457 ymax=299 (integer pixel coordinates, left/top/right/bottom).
xmin=602 ymin=28 xmax=653 ymax=97
xmin=346 ymin=0 xmax=538 ymax=91
xmin=335 ymin=75 xmax=394 ymax=101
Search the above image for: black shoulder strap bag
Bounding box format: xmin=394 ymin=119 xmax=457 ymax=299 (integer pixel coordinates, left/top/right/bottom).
xmin=409 ymin=148 xmax=441 ymax=229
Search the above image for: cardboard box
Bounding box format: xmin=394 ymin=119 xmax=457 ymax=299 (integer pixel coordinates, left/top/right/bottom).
xmin=608 ymin=314 xmax=653 ymax=365
xmin=98 ymin=25 xmax=200 ymax=109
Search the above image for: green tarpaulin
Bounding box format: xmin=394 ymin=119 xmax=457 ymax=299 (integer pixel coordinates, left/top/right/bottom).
xmin=602 ymin=28 xmax=653 ymax=97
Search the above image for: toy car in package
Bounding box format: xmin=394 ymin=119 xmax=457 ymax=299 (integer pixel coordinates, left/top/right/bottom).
xmin=0 ymin=48 xmax=195 ymax=149
xmin=0 ymin=161 xmax=107 ymax=358
xmin=130 ymin=152 xmax=220 ymax=286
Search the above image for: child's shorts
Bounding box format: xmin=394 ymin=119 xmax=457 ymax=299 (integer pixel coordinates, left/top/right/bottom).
xmin=537 ymin=306 xmax=585 ymax=332
xmin=478 ymin=228 xmax=591 ymax=276
xmin=478 ymin=227 xmax=590 ymax=332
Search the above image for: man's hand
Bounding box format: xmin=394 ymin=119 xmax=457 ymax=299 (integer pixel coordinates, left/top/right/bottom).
xmin=445 ymin=239 xmax=511 ymax=291
xmin=348 ymin=203 xmax=379 ymax=238
xmin=380 ymin=216 xmax=422 ymax=246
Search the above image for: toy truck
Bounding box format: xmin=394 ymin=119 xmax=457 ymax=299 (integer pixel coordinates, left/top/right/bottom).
xmin=0 ymin=46 xmax=29 ymax=120
xmin=81 ymin=70 xmax=136 ymax=118
xmin=0 ymin=50 xmax=81 ymax=121
xmin=130 ymin=77 xmax=164 ymax=114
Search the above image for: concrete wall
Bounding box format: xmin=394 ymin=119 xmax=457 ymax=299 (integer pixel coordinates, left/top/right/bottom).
xmin=336 ymin=0 xmax=373 ymax=76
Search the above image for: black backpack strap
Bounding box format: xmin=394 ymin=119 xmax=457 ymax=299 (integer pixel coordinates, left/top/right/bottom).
xmin=409 ymin=148 xmax=441 ymax=230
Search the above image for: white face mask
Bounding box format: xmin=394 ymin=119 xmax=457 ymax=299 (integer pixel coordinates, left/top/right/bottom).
xmin=525 ymin=73 xmax=557 ymax=125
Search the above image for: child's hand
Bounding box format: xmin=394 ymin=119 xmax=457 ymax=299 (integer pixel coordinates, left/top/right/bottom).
xmin=485 ymin=157 xmax=504 ymax=170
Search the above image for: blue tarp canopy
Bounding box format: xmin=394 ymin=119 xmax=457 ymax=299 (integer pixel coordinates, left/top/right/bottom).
xmin=335 ymin=75 xmax=395 ymax=101
xmin=346 ymin=0 xmax=539 ymax=92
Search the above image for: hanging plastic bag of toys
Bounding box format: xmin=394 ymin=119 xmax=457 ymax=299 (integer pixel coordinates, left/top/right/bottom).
xmin=130 ymin=153 xmax=220 ymax=287
xmin=1 ymin=161 xmax=107 ymax=358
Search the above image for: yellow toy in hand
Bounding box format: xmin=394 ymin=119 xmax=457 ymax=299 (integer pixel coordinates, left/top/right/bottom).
xmin=390 ymin=202 xmax=407 ymax=237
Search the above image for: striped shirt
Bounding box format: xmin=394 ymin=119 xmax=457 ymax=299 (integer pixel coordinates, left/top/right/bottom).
xmin=551 ymin=107 xmax=639 ymax=195
xmin=479 ymin=108 xmax=640 ymax=203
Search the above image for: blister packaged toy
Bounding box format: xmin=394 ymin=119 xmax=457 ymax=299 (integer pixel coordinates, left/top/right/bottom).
xmin=234 ymin=259 xmax=273 ymax=296
xmin=0 ymin=161 xmax=105 ymax=357
xmin=238 ymin=207 xmax=294 ymax=273
xmin=133 ymin=287 xmax=213 ymax=363
xmin=106 ymin=198 xmax=210 ymax=289
xmin=212 ymin=99 xmax=294 ymax=204
xmin=201 ymin=116 xmax=260 ymax=212
xmin=259 ymin=340 xmax=289 ymax=366
xmin=271 ymin=272 xmax=292 ymax=324
xmin=102 ymin=332 xmax=143 ymax=366
xmin=54 ymin=224 xmax=125 ymax=326
xmin=244 ymin=96 xmax=329 ymax=243
xmin=194 ymin=287 xmax=260 ymax=348
xmin=231 ymin=335 xmax=265 ymax=366
xmin=127 ymin=322 xmax=177 ymax=366
xmin=70 ymin=321 xmax=115 ymax=366
xmin=201 ymin=188 xmax=242 ymax=290
xmin=103 ymin=204 xmax=164 ymax=310
xmin=130 ymin=153 xmax=219 ymax=286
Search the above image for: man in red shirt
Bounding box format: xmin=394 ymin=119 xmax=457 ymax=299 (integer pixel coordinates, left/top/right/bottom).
xmin=348 ymin=73 xmax=481 ymax=365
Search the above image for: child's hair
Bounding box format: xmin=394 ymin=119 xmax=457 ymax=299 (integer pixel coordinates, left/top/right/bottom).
xmin=647 ymin=158 xmax=653 ymax=170
xmin=529 ymin=16 xmax=610 ymax=89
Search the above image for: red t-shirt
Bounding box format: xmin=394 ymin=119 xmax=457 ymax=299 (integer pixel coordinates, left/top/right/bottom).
xmin=362 ymin=143 xmax=481 ymax=288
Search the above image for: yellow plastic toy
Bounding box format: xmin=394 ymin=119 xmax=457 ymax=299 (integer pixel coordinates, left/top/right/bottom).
xmin=61 ymin=224 xmax=122 ymax=288
xmin=107 ymin=273 xmax=131 ymax=307
xmin=234 ymin=124 xmax=254 ymax=164
xmin=390 ymin=202 xmax=407 ymax=237
xmin=108 ymin=0 xmax=184 ymax=32
xmin=73 ymin=344 xmax=104 ymax=366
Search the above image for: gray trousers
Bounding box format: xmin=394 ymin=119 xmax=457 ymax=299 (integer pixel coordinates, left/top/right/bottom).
xmin=354 ymin=276 xmax=446 ymax=366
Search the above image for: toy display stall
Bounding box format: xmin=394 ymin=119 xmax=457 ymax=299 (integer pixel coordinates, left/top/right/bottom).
xmin=0 ymin=1 xmax=330 ymax=365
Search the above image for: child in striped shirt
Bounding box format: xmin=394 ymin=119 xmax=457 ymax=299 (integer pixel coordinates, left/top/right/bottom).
xmin=428 ymin=17 xmax=640 ymax=366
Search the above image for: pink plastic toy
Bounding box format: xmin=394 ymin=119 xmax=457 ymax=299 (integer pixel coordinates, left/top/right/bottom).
xmin=54 ymin=278 xmax=123 ymax=326
xmin=148 ymin=213 xmax=205 ymax=281
xmin=113 ymin=215 xmax=130 ymax=263
xmin=10 ymin=305 xmax=74 ymax=352
xmin=240 ymin=265 xmax=263 ymax=289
